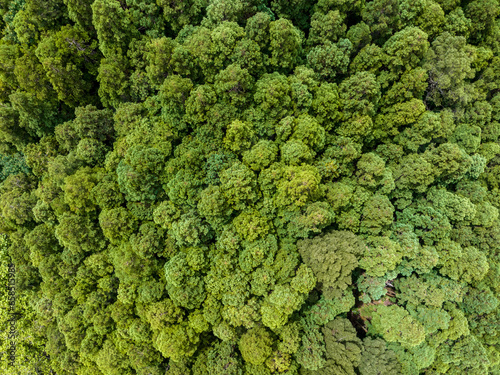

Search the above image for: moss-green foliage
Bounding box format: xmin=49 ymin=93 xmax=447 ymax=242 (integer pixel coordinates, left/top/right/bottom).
xmin=297 ymin=231 xmax=365 ymax=299
xmin=0 ymin=0 xmax=499 ymax=373
xmin=361 ymin=304 xmax=426 ymax=348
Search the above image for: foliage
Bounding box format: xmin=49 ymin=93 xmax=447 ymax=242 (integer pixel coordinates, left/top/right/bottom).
xmin=0 ymin=0 xmax=498 ymax=373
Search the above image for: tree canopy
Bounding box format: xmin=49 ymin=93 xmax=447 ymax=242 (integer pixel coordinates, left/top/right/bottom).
xmin=0 ymin=0 xmax=499 ymax=373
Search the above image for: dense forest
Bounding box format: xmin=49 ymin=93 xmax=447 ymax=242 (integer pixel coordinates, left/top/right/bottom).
xmin=0 ymin=0 xmax=499 ymax=373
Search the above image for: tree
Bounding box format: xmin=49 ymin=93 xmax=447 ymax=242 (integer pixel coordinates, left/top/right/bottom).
xmin=394 ymin=109 xmax=454 ymax=152
xmin=220 ymin=160 xmax=259 ymax=210
xmin=91 ymin=0 xmax=137 ymax=58
xmin=207 ymin=340 xmax=245 ymax=375
xmin=306 ymin=40 xmax=351 ymax=81
xmin=164 ymin=251 xmax=207 ymax=310
xmin=159 ymin=74 xmax=193 ymax=133
xmin=339 ymin=71 xmax=380 ymax=118
xmin=72 ymin=105 xmax=115 ymax=144
xmin=394 ymin=272 xmax=465 ymax=308
xmin=35 ymin=25 xmax=100 ymax=107
xmin=0 ymin=172 xmax=37 ymax=230
xmin=268 ymin=18 xmax=302 ymax=71
xmin=361 ymin=0 xmax=401 ymax=41
xmin=157 ymin=0 xmax=206 ymax=33
xmin=359 ymin=338 xmax=402 ymax=375
xmin=98 ymin=207 xmax=137 ymax=244
xmin=24 ymin=223 xmax=62 ymax=268
xmin=307 ymin=10 xmax=346 ymax=46
xmin=424 ymin=142 xmax=472 ymax=183
xmin=431 ymin=334 xmax=490 ymax=374
xmin=361 ymin=304 xmax=426 ymax=348
xmin=383 ymin=26 xmax=429 ymax=74
xmin=359 ymin=236 xmax=402 ymax=277
xmin=297 ymin=231 xmax=365 ymax=299
xmin=311 ymin=82 xmax=342 ymax=129
xmin=360 ymin=194 xmax=394 ymax=235
xmin=423 ymin=32 xmax=476 ymax=107
xmin=400 ymin=0 xmax=445 ymax=37
xmin=96 ymin=53 xmax=132 ymax=107
xmin=300 ymin=318 xmax=362 ymax=375
xmin=223 ymin=119 xmax=255 ymax=153
xmin=275 ymin=164 xmax=322 ymax=208
xmin=0 ymin=154 xmax=30 ymax=182
xmin=239 ymin=327 xmax=274 ymax=365
xmin=0 ymin=102 xmax=35 ymax=153
xmin=63 ymin=166 xmax=99 ymax=212
xmin=95 ymin=336 xmax=132 ymax=375
xmin=393 ymin=153 xmax=436 ymax=193
xmin=116 ymin=145 xmax=164 ymax=202
xmin=243 ymin=140 xmax=278 ymax=171
xmin=261 ymin=284 xmax=306 ymax=330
